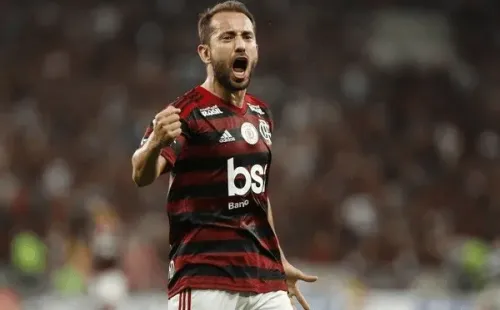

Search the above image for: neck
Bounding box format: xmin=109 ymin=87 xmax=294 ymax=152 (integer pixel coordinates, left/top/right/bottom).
xmin=201 ymin=76 xmax=246 ymax=108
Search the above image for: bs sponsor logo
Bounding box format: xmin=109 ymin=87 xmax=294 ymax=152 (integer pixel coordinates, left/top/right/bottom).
xmin=227 ymin=158 xmax=267 ymax=196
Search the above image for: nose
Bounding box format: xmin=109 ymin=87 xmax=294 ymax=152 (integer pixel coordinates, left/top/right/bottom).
xmin=234 ymin=36 xmax=245 ymax=53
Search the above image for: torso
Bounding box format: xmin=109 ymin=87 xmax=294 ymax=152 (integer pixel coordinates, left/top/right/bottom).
xmin=164 ymin=86 xmax=286 ymax=297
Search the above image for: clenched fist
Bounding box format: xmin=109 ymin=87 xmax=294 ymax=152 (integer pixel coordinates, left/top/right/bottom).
xmin=151 ymin=106 xmax=182 ymax=147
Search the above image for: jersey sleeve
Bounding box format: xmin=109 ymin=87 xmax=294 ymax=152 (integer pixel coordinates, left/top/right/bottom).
xmin=139 ymin=102 xmax=196 ymax=173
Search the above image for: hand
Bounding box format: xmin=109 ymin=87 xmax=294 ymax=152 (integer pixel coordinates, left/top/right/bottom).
xmin=283 ymin=260 xmax=318 ymax=310
xmin=151 ymin=106 xmax=182 ymax=147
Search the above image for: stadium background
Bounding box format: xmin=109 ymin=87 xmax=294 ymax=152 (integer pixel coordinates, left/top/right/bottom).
xmin=1 ymin=0 xmax=500 ymax=309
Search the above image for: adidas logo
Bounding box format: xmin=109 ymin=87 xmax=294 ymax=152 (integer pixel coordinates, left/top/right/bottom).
xmin=200 ymin=105 xmax=223 ymax=117
xmin=219 ymin=130 xmax=235 ymax=143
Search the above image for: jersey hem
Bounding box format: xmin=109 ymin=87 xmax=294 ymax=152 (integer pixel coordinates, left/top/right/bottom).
xmin=167 ymin=280 xmax=287 ymax=299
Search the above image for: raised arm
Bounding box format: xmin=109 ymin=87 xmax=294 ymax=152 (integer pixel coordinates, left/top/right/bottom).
xmin=132 ymin=106 xmax=181 ymax=187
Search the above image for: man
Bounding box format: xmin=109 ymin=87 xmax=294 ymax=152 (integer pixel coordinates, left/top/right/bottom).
xmin=131 ymin=1 xmax=317 ymax=309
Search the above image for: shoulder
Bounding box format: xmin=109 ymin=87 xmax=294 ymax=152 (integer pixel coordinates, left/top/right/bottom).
xmin=246 ymin=93 xmax=270 ymax=110
xmin=167 ymin=87 xmax=205 ymax=118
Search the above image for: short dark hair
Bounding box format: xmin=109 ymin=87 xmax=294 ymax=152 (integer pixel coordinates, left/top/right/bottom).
xmin=198 ymin=1 xmax=256 ymax=45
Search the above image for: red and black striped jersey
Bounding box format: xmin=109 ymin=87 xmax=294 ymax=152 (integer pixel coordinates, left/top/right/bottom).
xmin=140 ymin=86 xmax=286 ymax=298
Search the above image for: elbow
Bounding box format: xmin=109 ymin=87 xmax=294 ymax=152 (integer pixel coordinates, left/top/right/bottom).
xmin=131 ymin=150 xmax=162 ymax=187
xmin=132 ymin=176 xmax=146 ymax=188
xmin=135 ymin=182 xmax=149 ymax=188
xmin=132 ymin=171 xmax=143 ymax=187
xmin=132 ymin=170 xmax=151 ymax=188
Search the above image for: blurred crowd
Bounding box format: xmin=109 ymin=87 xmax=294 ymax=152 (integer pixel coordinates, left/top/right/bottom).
xmin=1 ymin=0 xmax=500 ymax=301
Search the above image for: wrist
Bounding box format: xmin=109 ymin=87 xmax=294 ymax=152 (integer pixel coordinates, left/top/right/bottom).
xmin=145 ymin=133 xmax=164 ymax=151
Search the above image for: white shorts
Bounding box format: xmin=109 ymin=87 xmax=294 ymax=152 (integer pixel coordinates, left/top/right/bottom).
xmin=168 ymin=289 xmax=294 ymax=310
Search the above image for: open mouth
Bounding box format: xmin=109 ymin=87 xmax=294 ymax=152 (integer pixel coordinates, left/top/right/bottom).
xmin=232 ymin=57 xmax=248 ymax=78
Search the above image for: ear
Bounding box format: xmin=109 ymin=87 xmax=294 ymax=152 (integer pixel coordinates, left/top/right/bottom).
xmin=197 ymin=44 xmax=211 ymax=65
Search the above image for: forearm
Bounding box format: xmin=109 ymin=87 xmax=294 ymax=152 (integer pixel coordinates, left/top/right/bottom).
xmin=267 ymin=199 xmax=287 ymax=262
xmin=131 ymin=137 xmax=164 ymax=187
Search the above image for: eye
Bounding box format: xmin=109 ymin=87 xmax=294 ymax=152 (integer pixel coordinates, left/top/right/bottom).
xmin=220 ymin=33 xmax=234 ymax=41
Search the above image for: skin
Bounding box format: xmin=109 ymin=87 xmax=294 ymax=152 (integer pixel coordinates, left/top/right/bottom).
xmin=131 ymin=10 xmax=318 ymax=310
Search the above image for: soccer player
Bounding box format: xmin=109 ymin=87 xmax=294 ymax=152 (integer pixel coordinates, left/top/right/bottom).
xmin=131 ymin=1 xmax=318 ymax=309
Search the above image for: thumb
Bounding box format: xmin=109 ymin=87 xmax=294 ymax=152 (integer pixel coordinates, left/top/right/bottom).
xmin=298 ymin=272 xmax=318 ymax=283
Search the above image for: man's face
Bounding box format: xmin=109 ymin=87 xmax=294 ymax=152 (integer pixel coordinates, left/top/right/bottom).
xmin=208 ymin=12 xmax=258 ymax=91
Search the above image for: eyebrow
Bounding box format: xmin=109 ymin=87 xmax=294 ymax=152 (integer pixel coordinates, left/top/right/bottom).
xmin=219 ymin=30 xmax=254 ymax=37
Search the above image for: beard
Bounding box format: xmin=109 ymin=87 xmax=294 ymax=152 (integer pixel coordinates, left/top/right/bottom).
xmin=212 ymin=59 xmax=256 ymax=92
